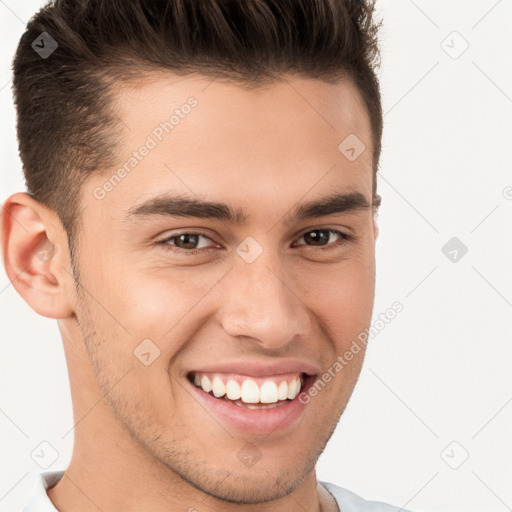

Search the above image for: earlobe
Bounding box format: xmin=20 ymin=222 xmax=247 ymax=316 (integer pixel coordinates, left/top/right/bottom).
xmin=1 ymin=192 xmax=75 ymax=319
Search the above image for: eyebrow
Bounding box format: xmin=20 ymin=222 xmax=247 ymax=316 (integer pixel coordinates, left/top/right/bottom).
xmin=125 ymin=191 xmax=375 ymax=225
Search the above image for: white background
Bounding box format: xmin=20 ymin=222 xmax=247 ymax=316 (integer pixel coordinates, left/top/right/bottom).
xmin=1 ymin=1 xmax=511 ymax=511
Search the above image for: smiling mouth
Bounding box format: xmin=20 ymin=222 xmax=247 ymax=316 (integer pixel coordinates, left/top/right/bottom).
xmin=186 ymin=371 xmax=309 ymax=410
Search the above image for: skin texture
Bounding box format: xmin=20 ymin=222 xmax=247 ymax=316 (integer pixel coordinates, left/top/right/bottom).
xmin=2 ymin=73 xmax=379 ymax=512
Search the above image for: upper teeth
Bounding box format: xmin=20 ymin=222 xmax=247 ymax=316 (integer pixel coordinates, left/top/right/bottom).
xmin=193 ymin=373 xmax=303 ymax=403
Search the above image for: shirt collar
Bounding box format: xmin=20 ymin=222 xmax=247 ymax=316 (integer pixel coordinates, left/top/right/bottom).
xmin=22 ymin=470 xmax=64 ymax=512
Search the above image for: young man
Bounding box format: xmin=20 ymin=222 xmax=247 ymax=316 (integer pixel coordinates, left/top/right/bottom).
xmin=2 ymin=1 xmax=413 ymax=510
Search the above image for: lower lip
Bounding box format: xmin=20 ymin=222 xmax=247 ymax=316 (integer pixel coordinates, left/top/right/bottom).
xmin=185 ymin=375 xmax=315 ymax=435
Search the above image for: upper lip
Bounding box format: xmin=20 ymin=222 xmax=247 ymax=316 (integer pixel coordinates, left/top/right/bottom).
xmin=184 ymin=360 xmax=319 ymax=378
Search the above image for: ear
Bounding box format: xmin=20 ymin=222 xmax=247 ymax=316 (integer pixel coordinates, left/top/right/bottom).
xmin=1 ymin=192 xmax=75 ymax=319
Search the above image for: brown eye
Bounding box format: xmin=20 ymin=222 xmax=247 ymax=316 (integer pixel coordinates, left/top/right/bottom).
xmin=295 ymin=229 xmax=350 ymax=248
xmin=158 ymin=232 xmax=216 ymax=252
xmin=302 ymin=230 xmax=330 ymax=246
xmin=172 ymin=233 xmax=200 ymax=249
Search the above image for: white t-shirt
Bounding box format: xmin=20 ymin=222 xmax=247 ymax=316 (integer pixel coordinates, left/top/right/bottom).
xmin=22 ymin=471 xmax=414 ymax=512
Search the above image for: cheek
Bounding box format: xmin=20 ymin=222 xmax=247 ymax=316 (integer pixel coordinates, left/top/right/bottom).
xmin=75 ymin=284 xmax=181 ymax=424
xmin=99 ymin=261 xmax=227 ymax=337
xmin=295 ymin=251 xmax=376 ymax=330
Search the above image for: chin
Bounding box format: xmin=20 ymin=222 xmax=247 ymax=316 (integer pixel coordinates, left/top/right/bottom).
xmin=182 ymin=466 xmax=307 ymax=504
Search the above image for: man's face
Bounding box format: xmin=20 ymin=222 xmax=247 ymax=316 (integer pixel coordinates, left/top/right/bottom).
xmin=71 ymin=73 xmax=378 ymax=502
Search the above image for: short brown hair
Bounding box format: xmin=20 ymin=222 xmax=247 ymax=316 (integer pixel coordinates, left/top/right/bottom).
xmin=12 ymin=0 xmax=382 ymax=259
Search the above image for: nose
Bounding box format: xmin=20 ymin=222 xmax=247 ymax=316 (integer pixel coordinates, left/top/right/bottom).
xmin=218 ymin=249 xmax=310 ymax=350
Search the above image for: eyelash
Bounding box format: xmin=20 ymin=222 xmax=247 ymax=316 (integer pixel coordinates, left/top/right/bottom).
xmin=156 ymin=228 xmax=353 ymax=256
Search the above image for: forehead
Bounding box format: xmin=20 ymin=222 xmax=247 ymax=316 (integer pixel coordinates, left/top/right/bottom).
xmin=85 ymin=72 xmax=373 ymax=224
xmin=112 ymin=71 xmax=372 ymax=150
